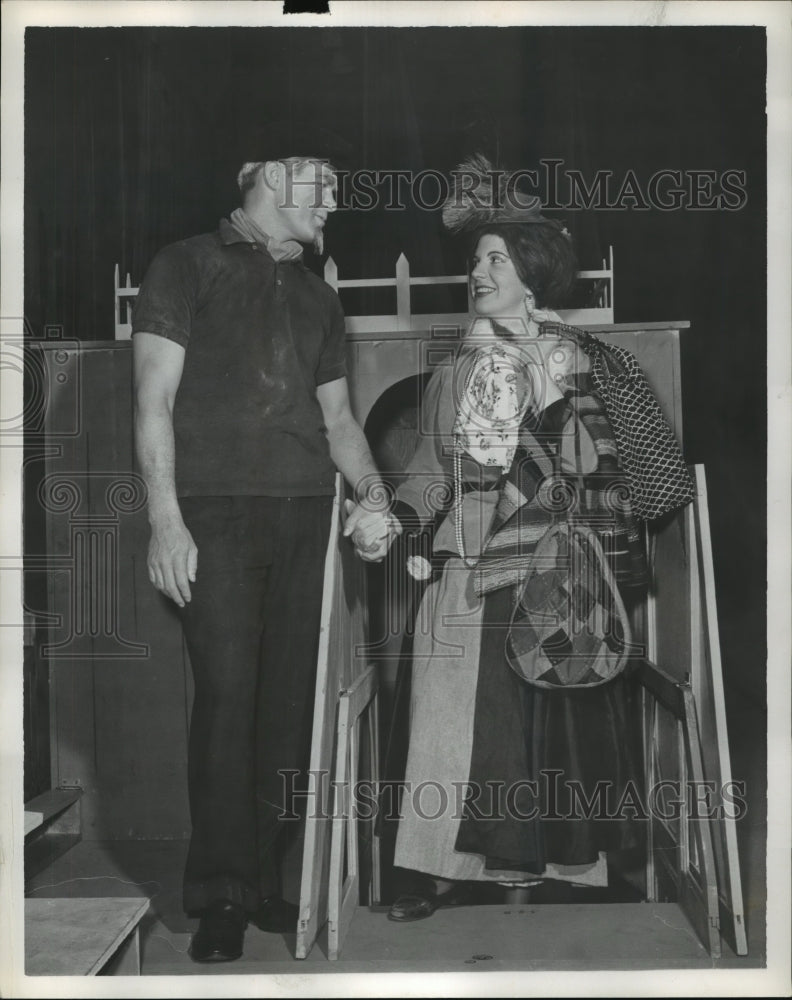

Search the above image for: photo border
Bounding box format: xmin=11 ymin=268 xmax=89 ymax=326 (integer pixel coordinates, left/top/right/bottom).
xmin=1 ymin=2 xmax=789 ymax=997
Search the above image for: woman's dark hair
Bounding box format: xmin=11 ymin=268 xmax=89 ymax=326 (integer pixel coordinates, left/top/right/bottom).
xmin=468 ymin=220 xmax=578 ymax=309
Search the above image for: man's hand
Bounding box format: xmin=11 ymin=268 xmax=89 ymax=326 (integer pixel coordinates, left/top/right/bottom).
xmin=134 ymin=331 xmax=194 ymax=605
xmin=342 ymin=499 xmax=402 ymax=563
xmin=317 ymin=378 xmax=403 ymax=562
xmin=147 ymin=514 xmax=198 ymax=607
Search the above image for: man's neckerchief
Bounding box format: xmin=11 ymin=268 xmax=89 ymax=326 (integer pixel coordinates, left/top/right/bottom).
xmin=229 ymin=207 xmax=303 ymax=262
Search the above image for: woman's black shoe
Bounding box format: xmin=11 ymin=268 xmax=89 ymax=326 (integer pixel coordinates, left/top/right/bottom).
xmin=189 ymin=900 xmax=246 ymax=962
xmin=388 ymin=881 xmax=471 ymax=922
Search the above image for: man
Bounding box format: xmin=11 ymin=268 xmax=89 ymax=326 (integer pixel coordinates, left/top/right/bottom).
xmin=132 ymin=136 xmax=398 ymax=963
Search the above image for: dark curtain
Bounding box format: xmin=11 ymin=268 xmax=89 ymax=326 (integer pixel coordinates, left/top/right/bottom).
xmin=23 ymin=27 xmax=608 ymax=338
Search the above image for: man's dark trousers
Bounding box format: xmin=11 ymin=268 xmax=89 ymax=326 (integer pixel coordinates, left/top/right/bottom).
xmin=178 ymin=494 xmax=333 ymax=915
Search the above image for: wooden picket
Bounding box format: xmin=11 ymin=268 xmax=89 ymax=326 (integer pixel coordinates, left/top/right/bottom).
xmin=114 ymin=247 xmax=615 ymax=339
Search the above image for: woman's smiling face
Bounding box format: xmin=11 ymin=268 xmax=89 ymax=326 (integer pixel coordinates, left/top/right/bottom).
xmin=469 ymin=233 xmax=531 ymax=319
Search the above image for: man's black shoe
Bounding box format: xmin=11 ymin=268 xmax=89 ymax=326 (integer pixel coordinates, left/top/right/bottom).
xmin=249 ymin=895 xmax=299 ymax=934
xmin=189 ymin=900 xmax=246 ymax=962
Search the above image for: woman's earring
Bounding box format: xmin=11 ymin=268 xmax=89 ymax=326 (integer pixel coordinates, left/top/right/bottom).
xmin=524 ymin=291 xmax=535 ymax=318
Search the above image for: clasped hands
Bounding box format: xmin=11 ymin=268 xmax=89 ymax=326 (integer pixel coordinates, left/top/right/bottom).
xmin=343 ymin=498 xmax=402 ymax=562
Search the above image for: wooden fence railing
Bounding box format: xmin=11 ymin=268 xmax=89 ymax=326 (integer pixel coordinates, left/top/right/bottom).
xmin=114 ymin=246 xmax=614 ymax=339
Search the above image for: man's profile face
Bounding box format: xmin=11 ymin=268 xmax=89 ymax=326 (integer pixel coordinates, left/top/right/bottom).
xmin=275 ymin=158 xmax=337 ymax=248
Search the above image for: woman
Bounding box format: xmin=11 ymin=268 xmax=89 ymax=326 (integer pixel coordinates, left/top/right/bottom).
xmin=384 ymin=157 xmax=691 ymax=921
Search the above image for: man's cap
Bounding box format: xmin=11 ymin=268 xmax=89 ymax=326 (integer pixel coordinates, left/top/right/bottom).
xmin=238 ymin=120 xmax=354 ymax=171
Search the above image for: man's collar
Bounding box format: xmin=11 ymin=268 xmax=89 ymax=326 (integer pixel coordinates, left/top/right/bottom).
xmin=219 ymin=217 xmax=249 ymax=246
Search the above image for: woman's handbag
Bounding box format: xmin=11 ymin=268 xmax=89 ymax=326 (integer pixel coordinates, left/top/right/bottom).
xmin=505 ymin=403 xmax=634 ymax=691
xmin=505 ymin=517 xmax=633 ymax=690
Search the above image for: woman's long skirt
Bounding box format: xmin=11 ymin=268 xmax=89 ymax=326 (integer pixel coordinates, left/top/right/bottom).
xmin=392 ymin=555 xmax=644 ymax=884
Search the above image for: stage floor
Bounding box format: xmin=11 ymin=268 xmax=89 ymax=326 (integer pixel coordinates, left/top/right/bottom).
xmin=22 ymin=699 xmax=766 ymax=976
xmin=23 ymin=831 xmax=763 ymax=975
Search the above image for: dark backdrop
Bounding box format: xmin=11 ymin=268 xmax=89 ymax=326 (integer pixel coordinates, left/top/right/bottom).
xmin=24 ymin=25 xmax=767 ymax=710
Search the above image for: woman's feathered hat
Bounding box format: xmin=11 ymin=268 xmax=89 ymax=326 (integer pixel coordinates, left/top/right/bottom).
xmin=441 ymin=154 xmax=553 ymax=233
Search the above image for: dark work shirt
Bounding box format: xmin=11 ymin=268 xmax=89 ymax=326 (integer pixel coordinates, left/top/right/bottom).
xmin=132 ymin=219 xmax=347 ymax=497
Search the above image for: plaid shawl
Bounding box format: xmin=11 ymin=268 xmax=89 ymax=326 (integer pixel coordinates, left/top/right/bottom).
xmin=472 ymin=372 xmax=648 ymax=597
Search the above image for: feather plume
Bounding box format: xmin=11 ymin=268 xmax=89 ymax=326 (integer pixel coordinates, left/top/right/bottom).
xmin=442 ymin=153 xmax=548 ymax=233
xmin=442 ymin=154 xmax=502 ymax=233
